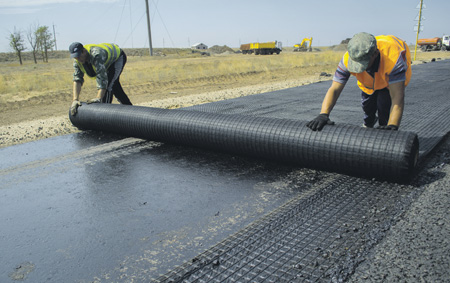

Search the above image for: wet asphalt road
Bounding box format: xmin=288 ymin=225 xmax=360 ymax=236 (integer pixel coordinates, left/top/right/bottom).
xmin=1 ymin=133 xmax=304 ymax=282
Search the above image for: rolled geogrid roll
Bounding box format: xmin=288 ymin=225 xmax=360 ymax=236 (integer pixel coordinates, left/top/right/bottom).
xmin=69 ymin=103 xmax=419 ymax=181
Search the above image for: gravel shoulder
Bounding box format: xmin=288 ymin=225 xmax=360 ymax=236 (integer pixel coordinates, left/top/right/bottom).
xmin=351 ymin=135 xmax=450 ymax=282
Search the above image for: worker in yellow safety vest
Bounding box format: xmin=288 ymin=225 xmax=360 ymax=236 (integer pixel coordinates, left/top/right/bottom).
xmin=307 ymin=32 xmax=411 ymax=131
xmin=69 ymin=42 xmax=132 ymax=116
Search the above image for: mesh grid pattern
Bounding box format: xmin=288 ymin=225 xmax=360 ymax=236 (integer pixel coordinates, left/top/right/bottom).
xmin=156 ymin=176 xmax=417 ymax=282
xmin=68 ymin=60 xmax=450 ymax=282
xmin=70 ymin=106 xmax=418 ymax=180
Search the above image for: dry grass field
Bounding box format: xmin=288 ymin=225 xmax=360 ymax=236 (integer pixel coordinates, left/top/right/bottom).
xmin=1 ymin=47 xmax=449 ymax=148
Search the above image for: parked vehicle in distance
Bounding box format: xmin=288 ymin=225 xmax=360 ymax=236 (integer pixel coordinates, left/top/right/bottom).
xmin=240 ymin=41 xmax=282 ymax=55
xmin=418 ymin=35 xmax=450 ymax=51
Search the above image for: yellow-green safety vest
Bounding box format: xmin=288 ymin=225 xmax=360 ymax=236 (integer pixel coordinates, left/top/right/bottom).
xmin=76 ymin=43 xmax=121 ymax=78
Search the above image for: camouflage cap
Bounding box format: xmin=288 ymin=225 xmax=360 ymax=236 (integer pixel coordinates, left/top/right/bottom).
xmin=347 ymin=32 xmax=377 ymax=73
xmin=69 ymin=42 xmax=84 ymax=58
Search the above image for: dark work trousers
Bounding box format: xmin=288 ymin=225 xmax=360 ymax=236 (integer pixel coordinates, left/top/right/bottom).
xmin=361 ymin=88 xmax=392 ymax=127
xmin=103 ymin=51 xmax=132 ymax=105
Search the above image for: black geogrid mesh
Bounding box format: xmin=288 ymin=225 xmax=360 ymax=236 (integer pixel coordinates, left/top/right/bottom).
xmin=70 ymin=105 xmax=418 ymax=180
xmin=184 ymin=60 xmax=450 ymax=158
xmin=69 ymin=60 xmax=450 ymax=282
xmin=151 ymin=61 xmax=450 ymax=282
xmin=155 ymin=176 xmax=417 ymax=282
xmin=152 ymin=61 xmax=450 ymax=282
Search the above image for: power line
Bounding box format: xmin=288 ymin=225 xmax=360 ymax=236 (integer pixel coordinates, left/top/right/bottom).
xmin=152 ymin=0 xmax=175 ymax=48
xmin=117 ymin=0 xmax=175 ymax=53
xmin=114 ymin=0 xmax=128 ymax=43
xmin=121 ymin=12 xmax=146 ymax=47
xmin=86 ymin=1 xmax=119 ymax=35
xmin=129 ymin=0 xmax=133 ymax=48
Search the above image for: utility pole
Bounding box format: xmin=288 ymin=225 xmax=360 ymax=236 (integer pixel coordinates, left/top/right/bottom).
xmin=145 ymin=0 xmax=153 ymax=56
xmin=129 ymin=0 xmax=133 ymax=48
xmin=52 ymin=23 xmax=57 ymax=51
xmin=414 ymin=0 xmax=424 ymax=61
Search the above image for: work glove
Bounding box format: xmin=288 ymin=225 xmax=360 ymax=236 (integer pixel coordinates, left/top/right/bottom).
xmin=70 ymin=100 xmax=81 ymax=116
xmin=86 ymin=98 xmax=101 ymax=104
xmin=376 ymin=125 xmax=399 ymax=131
xmin=306 ymin=114 xmax=335 ymax=131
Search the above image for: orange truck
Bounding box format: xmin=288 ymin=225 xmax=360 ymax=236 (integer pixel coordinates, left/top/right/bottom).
xmin=418 ymin=35 xmax=450 ymax=51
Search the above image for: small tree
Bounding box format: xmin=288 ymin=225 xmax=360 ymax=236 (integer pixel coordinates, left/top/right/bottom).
xmin=9 ymin=27 xmax=26 ymax=65
xmin=27 ymin=23 xmax=39 ymax=64
xmin=36 ymin=26 xmax=54 ymax=63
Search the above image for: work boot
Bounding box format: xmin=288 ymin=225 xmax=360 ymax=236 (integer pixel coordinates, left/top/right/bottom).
xmin=363 ymin=116 xmax=378 ymax=128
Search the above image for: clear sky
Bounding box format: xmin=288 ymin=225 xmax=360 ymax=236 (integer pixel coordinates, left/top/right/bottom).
xmin=0 ymin=0 xmax=449 ymax=53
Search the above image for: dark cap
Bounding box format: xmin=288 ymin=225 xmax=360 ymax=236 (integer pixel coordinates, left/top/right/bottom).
xmin=69 ymin=42 xmax=84 ymax=58
xmin=347 ymin=33 xmax=377 ymax=73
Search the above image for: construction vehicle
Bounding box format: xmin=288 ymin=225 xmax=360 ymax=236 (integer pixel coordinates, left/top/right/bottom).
xmin=240 ymin=41 xmax=282 ymax=55
xmin=294 ymin=37 xmax=313 ymax=52
xmin=240 ymin=43 xmax=251 ymax=54
xmin=418 ymin=35 xmax=450 ymax=51
xmin=443 ymin=35 xmax=450 ymax=51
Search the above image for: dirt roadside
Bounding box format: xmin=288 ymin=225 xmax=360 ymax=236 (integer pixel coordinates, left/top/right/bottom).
xmin=0 ymin=73 xmax=330 ymax=149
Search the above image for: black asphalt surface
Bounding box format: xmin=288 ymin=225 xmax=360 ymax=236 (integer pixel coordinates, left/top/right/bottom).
xmin=1 ymin=60 xmax=449 ymax=282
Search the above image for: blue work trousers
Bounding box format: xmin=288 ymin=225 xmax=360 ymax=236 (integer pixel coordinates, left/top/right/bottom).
xmin=361 ymin=88 xmax=391 ymax=127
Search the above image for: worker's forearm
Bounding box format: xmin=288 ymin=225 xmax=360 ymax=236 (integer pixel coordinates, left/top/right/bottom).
xmin=73 ymin=81 xmax=82 ymax=101
xmin=320 ymin=86 xmax=342 ymax=114
xmin=97 ymin=89 xmax=106 ymax=100
xmin=320 ymin=92 xmax=337 ymax=114
xmin=388 ymin=103 xmax=404 ymax=126
xmin=388 ymin=81 xmax=406 ymax=127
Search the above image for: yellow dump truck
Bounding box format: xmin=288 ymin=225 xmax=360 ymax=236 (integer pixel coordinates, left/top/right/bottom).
xmin=240 ymin=41 xmax=282 ymax=55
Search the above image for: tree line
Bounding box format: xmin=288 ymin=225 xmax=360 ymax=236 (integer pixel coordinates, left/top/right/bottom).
xmin=8 ymin=24 xmax=55 ymax=65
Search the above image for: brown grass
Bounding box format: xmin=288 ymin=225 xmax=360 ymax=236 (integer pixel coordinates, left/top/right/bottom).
xmin=0 ymin=47 xmax=449 ymax=106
